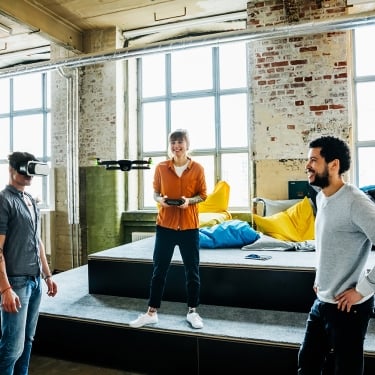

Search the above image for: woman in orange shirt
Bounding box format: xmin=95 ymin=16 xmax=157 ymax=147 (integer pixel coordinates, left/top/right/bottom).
xmin=130 ymin=129 xmax=207 ymax=329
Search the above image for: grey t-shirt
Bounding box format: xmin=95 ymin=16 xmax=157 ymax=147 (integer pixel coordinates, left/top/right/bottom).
xmin=0 ymin=185 xmax=41 ymax=276
xmin=315 ymin=183 xmax=375 ymax=303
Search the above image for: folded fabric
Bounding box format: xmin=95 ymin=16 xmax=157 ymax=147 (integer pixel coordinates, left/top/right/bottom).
xmin=241 ymin=234 xmax=295 ymax=251
xmin=199 ymin=220 xmax=260 ymax=249
xmin=294 ymin=240 xmax=315 ymax=252
xmin=241 ymin=233 xmax=315 ymax=252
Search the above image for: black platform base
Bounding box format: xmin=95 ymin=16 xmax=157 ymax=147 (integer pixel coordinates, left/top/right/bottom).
xmin=35 ymin=316 xmax=302 ymax=375
xmin=88 ymin=259 xmax=316 ymax=312
xmin=87 ymin=236 xmax=318 ymax=312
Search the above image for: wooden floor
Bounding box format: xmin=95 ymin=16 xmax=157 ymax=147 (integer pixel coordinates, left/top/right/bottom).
xmin=29 ymin=354 xmax=145 ymax=375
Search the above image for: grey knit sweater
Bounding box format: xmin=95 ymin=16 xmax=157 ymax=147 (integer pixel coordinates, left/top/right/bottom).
xmin=315 ymin=183 xmax=375 ymax=303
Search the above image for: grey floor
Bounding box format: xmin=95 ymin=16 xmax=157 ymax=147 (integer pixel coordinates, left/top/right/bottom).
xmin=29 ymin=354 xmax=144 ymax=374
xmin=38 ymin=265 xmax=309 ymax=347
xmin=36 ymin=254 xmax=375 ymax=353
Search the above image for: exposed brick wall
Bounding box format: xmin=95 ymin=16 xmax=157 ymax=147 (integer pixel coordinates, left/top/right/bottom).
xmin=50 ymin=29 xmax=126 ymax=271
xmin=248 ymin=0 xmax=346 ymax=27
xmin=50 ymin=44 xmax=76 ymax=271
xmin=79 ymin=62 xmax=119 ymax=165
xmin=247 ymin=0 xmax=351 ymax=197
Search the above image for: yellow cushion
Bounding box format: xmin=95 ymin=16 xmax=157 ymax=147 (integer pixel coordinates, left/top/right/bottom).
xmin=198 ymin=181 xmax=230 ymax=213
xmin=199 ymin=212 xmax=232 ymax=227
xmin=252 ymin=196 xmax=315 ymax=241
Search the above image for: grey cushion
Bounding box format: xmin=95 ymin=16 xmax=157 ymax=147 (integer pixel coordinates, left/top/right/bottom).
xmin=253 ymin=198 xmax=302 ymax=216
xmin=241 ymin=233 xmax=315 ymax=252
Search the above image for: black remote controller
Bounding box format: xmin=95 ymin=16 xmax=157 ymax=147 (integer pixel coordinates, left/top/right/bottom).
xmin=164 ymin=198 xmax=185 ymax=206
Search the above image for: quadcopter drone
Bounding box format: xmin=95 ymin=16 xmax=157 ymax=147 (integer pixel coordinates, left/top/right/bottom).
xmin=96 ymin=157 xmax=152 ymax=171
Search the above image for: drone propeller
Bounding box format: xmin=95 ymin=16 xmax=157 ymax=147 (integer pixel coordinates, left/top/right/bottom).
xmin=96 ymin=158 xmax=152 ymax=171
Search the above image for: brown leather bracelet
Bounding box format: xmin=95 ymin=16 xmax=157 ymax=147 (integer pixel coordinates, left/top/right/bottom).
xmin=1 ymin=285 xmax=12 ymax=295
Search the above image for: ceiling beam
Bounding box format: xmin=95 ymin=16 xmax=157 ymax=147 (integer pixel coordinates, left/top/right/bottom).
xmin=1 ymin=8 xmax=375 ymax=78
xmin=0 ymin=0 xmax=83 ymax=52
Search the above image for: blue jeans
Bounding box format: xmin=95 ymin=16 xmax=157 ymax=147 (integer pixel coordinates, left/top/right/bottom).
xmin=149 ymin=225 xmax=200 ymax=309
xmin=298 ymin=296 xmax=374 ymax=375
xmin=0 ymin=276 xmax=42 ymax=375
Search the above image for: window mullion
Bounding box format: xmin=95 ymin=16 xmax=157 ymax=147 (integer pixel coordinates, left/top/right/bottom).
xmin=212 ymin=47 xmax=221 ymax=184
xmin=166 ymin=53 xmax=172 ymax=141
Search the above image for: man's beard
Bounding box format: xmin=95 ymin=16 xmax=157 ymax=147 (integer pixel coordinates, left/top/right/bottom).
xmin=310 ymin=168 xmax=329 ymax=189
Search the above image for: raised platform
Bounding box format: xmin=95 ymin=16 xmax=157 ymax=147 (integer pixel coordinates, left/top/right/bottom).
xmin=88 ymin=236 xmax=317 ymax=312
xmin=33 ymin=238 xmax=375 ymax=374
xmin=35 ymin=266 xmax=307 ymax=374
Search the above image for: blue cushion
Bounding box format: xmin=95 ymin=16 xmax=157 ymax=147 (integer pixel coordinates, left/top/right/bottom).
xmin=199 ymin=220 xmax=260 ymax=249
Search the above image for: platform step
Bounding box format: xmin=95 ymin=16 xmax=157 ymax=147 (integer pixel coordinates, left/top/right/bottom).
xmin=87 ymin=237 xmax=317 ymax=312
xmin=36 ymin=266 xmax=375 ymax=374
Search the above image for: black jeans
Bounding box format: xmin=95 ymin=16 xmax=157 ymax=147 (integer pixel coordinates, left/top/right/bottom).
xmin=148 ymin=225 xmax=200 ymax=309
xmin=298 ymin=296 xmax=374 ymax=375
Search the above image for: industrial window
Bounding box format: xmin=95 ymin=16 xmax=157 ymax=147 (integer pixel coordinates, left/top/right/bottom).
xmin=0 ymin=72 xmax=51 ymax=208
xmin=353 ymin=24 xmax=375 ymax=188
xmin=138 ymin=42 xmax=250 ymax=210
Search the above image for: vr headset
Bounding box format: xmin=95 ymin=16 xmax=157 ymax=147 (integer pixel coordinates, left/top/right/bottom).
xmin=17 ymin=161 xmax=50 ymax=176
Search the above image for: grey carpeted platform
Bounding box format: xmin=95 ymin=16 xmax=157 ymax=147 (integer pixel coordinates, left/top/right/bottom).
xmin=88 ymin=236 xmax=320 ymax=270
xmin=39 ymin=265 xmax=375 ymax=354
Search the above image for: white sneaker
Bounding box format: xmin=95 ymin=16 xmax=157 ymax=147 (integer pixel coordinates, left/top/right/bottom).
xmin=129 ymin=312 xmax=158 ymax=328
xmin=186 ymin=312 xmax=204 ymax=329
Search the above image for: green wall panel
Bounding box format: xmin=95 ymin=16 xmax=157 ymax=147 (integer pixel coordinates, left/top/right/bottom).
xmin=83 ymin=166 xmax=125 ymax=254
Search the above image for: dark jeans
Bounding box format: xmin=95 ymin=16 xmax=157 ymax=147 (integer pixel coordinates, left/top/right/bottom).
xmin=298 ymin=296 xmax=374 ymax=375
xmin=148 ymin=225 xmax=200 ymax=309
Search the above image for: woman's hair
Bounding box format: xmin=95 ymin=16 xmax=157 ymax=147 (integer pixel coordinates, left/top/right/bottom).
xmin=309 ymin=136 xmax=351 ymax=175
xmin=168 ymin=129 xmax=190 ymax=158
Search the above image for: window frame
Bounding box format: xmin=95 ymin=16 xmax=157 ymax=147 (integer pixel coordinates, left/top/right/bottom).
xmin=137 ymin=43 xmax=250 ymax=210
xmin=0 ymin=72 xmax=51 ymax=209
xmin=352 ymin=25 xmax=375 ymax=188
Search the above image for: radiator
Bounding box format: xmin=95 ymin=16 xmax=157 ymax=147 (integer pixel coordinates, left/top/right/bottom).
xmin=131 ymin=232 xmax=154 ymax=242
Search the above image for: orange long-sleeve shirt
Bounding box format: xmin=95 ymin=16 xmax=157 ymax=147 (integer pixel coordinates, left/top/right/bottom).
xmin=153 ymin=159 xmax=207 ymax=230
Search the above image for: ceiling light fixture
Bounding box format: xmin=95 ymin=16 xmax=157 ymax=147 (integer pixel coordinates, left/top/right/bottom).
xmin=0 ymin=23 xmax=11 ymax=34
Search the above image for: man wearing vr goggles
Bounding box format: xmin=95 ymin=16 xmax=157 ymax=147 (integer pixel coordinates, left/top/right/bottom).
xmin=0 ymin=151 xmax=57 ymax=375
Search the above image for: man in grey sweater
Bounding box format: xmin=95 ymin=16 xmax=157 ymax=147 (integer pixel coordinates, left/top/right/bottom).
xmin=298 ymin=136 xmax=375 ymax=375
